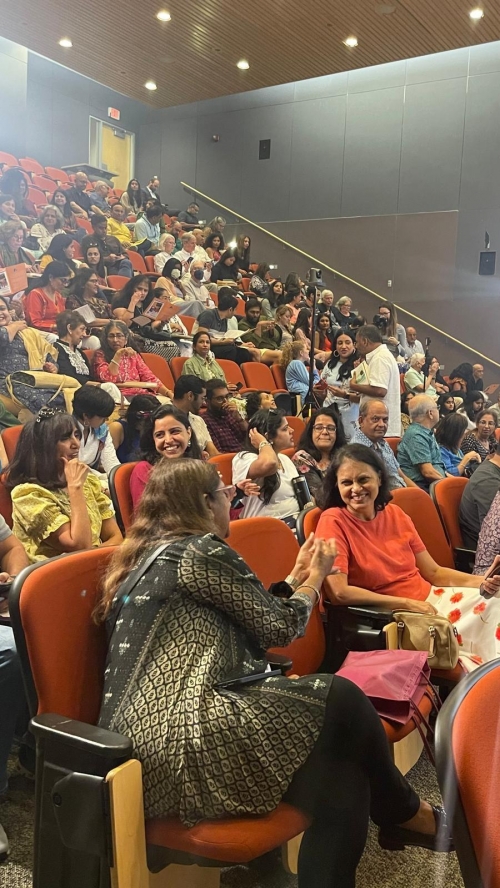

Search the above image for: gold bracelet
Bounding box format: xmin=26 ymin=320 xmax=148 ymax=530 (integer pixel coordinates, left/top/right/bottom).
xmin=296 ymin=584 xmax=320 ymax=605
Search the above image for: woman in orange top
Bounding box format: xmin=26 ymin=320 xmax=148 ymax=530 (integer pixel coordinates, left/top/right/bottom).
xmin=24 ymin=261 xmax=68 ymax=334
xmin=317 ymin=443 xmax=500 ymax=666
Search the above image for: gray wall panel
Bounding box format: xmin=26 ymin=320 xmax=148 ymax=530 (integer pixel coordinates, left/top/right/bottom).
xmin=293 ymin=71 xmax=348 ymax=101
xmin=341 ymin=87 xmax=403 ymax=217
xmin=459 ymin=72 xmax=500 ymax=210
xmin=289 ymin=96 xmax=346 ymax=220
xmin=195 ymin=112 xmax=244 ymax=213
xmin=454 ymin=206 xmax=500 ymax=300
xmin=348 ymin=60 xmax=406 ymax=93
xmin=469 ymin=41 xmax=500 ymax=75
xmin=0 ymin=48 xmax=28 ymax=158
xmin=394 ymin=212 xmax=458 ymax=303
xmin=160 ymin=118 xmax=198 ymax=211
xmin=238 ymin=104 xmax=294 ymax=222
xmin=136 ymin=123 xmax=162 ymax=191
xmin=398 ymin=78 xmax=466 ymax=213
xmin=405 ymin=48 xmax=469 ymax=84
xmin=25 ymin=83 xmax=53 ymax=166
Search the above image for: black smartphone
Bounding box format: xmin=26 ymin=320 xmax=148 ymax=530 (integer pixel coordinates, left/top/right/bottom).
xmin=217 ymin=668 xmax=282 ymax=690
xmin=0 ymin=582 xmax=11 ymax=597
xmin=234 ymin=381 xmax=243 ymax=391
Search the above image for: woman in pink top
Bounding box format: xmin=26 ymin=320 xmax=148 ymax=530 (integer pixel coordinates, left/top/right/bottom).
xmin=93 ymin=320 xmax=173 ymax=399
xmin=24 ymin=261 xmax=68 ymax=333
xmin=316 ymin=443 xmax=500 ymax=666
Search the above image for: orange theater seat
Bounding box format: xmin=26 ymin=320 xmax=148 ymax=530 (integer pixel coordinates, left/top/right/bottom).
xmin=32 ymin=174 xmax=56 ymax=192
xmin=140 ymin=352 xmax=174 ymax=390
xmin=386 ymin=437 xmax=400 ymax=456
xmin=18 ymin=156 xmax=44 ymax=175
xmin=1 ymin=424 xmax=22 ymax=463
xmin=208 ymin=452 xmax=235 ymax=486
xmin=391 ymin=486 xmax=455 ymax=568
xmin=431 ymin=476 xmax=469 ymax=550
xmin=169 ymin=356 xmax=187 ymax=380
xmin=180 ymin=314 xmax=195 ymax=333
xmin=286 ymin=415 xmax=305 ymax=447
xmin=242 ymin=362 xmax=287 ymax=394
xmin=27 ymin=186 xmax=47 ymax=205
xmin=0 ymin=474 xmax=12 ymax=527
xmin=108 ymin=462 xmax=137 ymax=533
xmin=0 ymin=151 xmax=19 ymax=167
xmin=271 ymin=363 xmax=286 ymax=389
xmin=76 ymin=217 xmax=93 ymax=234
xmin=216 ymin=359 xmax=252 ymax=390
xmin=127 ymin=250 xmax=147 ymax=274
xmin=106 ymin=275 xmax=129 ymax=291
xmin=45 ymin=166 xmax=70 ymax=185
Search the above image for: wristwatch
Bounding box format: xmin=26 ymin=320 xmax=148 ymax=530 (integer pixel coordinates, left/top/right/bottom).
xmin=284 ymin=574 xmax=300 ymax=590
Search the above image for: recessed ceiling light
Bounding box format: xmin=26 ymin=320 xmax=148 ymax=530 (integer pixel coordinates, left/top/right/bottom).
xmin=469 ymin=7 xmax=484 ymax=18
xmin=343 ymin=36 xmax=358 ymax=47
xmin=58 ymin=38 xmax=72 ymax=48
xmin=237 ymin=59 xmax=250 ymax=70
xmin=145 ymin=80 xmax=157 ymax=90
xmin=156 ymin=10 xmax=171 ymax=21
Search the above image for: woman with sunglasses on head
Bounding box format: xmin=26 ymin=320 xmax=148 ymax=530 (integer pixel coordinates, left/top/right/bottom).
xmin=292 ymin=407 xmax=346 ymax=499
xmin=109 ymin=394 xmax=161 ymax=463
xmin=97 ymin=456 xmax=451 ymax=887
xmin=7 ymin=407 xmax=122 ymax=562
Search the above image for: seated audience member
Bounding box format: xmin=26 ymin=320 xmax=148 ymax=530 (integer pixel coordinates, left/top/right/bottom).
xmin=317 ymin=443 xmax=500 ymax=663
xmin=142 ymin=176 xmax=162 ymax=204
xmin=0 ymin=194 xmax=21 ymax=225
xmin=204 ymin=379 xmax=247 ymax=453
xmin=169 ymin=219 xmax=183 ymax=250
xmin=459 ymin=440 xmax=500 ymax=548
xmin=154 ymin=233 xmax=176 ymax=273
xmin=435 ymin=412 xmax=481 ymax=477
xmin=449 ymin=362 xmax=475 ymax=394
xmin=0 ymin=221 xmax=37 ymax=272
xmin=400 ymin=391 xmax=415 ymax=435
xmin=102 ymin=235 xmax=134 ymax=280
xmin=109 ymin=394 xmax=160 ymax=463
xmin=461 ymin=409 xmax=497 ymax=461
xmin=315 ymin=313 xmax=334 ymax=353
xmin=376 ymin=302 xmax=407 ymax=355
xmin=207 ymin=215 xmax=226 ymax=240
xmin=424 ymin=356 xmax=449 ymax=394
xmin=89 ymin=180 xmax=111 ymax=216
xmin=404 ymin=353 xmax=437 ymax=397
xmin=472 ymin=363 xmax=484 ymax=391
xmin=293 ymin=308 xmax=314 ymax=350
xmin=210 ymin=248 xmax=241 ymax=285
xmin=195 ymin=289 xmax=258 ymax=366
xmin=24 ymin=262 xmax=69 ymax=334
xmin=72 ymin=385 xmax=119 ymax=475
xmin=93 ymin=321 xmax=172 ymax=399
xmin=181 ymin=331 xmax=226 ymax=383
xmin=245 ymin=390 xmax=276 ymax=420
xmin=51 ymin=189 xmax=81 ymax=235
xmin=404 ymin=326 xmax=424 ymax=359
xmin=0 ymin=296 xmax=63 ymax=419
xmin=235 ymin=234 xmax=251 ymax=273
xmin=97 ymin=456 xmax=452 ymax=883
xmin=352 ymin=400 xmax=413 ymax=490
xmin=457 ymin=390 xmax=487 ymax=430
xmin=204 ymin=232 xmax=223 ymax=261
xmin=107 ymin=203 xmax=136 ymax=248
xmin=238 ymin=298 xmax=282 ymax=364
xmin=174 ymin=232 xmax=198 ymax=271
xmin=250 ymin=263 xmax=270 ymax=300
xmin=82 ymin=241 xmax=108 ymax=286
xmin=0 ymin=516 xmax=31 ymax=858
xmin=55 ymin=309 xmax=93 ymax=382
xmin=30 ymin=205 xmax=65 ymax=252
xmin=112 ymin=276 xmax=181 ymax=363
xmin=321 ymin=329 xmax=359 ymax=442
xmin=183 ymin=259 xmax=212 ymax=304
xmin=81 ymin=214 xmax=109 ymax=255
xmin=438 ymin=392 xmax=458 ymax=418
xmin=8 ymin=407 xmax=122 ymax=562
xmin=171 ymin=375 xmax=218 ymax=457
xmin=333 ymin=295 xmax=356 ymax=327
xmin=316 ymin=289 xmax=336 ymax=323
xmin=39 ymin=232 xmax=83 ymax=274
xmin=258 ymin=278 xmax=281 ymax=319
xmin=0 ymin=170 xmax=36 ymax=224
xmin=178 ymin=202 xmax=200 ymax=229
xmin=282 ymin=286 xmax=303 ymax=324
xmin=396 ymin=394 xmax=446 ymax=490
xmin=232 ymin=408 xmax=299 ymax=522
xmin=275 ymin=304 xmax=294 ymax=345
xmin=65 ymin=171 xmax=96 ymax=218
xmin=473 ymin=489 xmax=500 ymax=575
xmin=130 ymin=404 xmax=202 ymax=507
xmin=156 ymin=257 xmax=187 ymax=301
xmin=351 ymin=325 xmax=401 ymax=438
xmin=281 ymin=341 xmax=319 ymax=405
xmin=134 ymin=204 xmax=162 ymax=252
xmin=293 ymin=407 xmax=345 ymax=498
xmin=65 ymin=268 xmax=114 ymax=336
xmin=150 ymin=288 xmax=189 ymax=339
xmin=120 ymin=178 xmax=144 ymax=216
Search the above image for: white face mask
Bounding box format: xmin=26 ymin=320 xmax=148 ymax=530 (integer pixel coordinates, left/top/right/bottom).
xmin=171 ymin=268 xmax=181 ymax=280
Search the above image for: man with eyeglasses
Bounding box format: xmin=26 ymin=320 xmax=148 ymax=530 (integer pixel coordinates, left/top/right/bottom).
xmin=203 ymin=379 xmax=247 ymax=453
xmin=352 ymin=400 xmax=415 ymax=490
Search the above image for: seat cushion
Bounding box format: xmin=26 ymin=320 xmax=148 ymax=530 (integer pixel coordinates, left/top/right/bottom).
xmin=381 ymin=686 xmax=434 ymax=743
xmin=146 ymin=802 xmax=310 ymax=863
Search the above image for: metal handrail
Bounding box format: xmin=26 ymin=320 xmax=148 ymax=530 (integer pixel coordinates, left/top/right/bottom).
xmin=182 ymin=180 xmax=499 ymax=370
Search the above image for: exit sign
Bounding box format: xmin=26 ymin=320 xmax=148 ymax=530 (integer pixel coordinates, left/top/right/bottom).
xmin=108 ymin=107 xmax=121 ymax=121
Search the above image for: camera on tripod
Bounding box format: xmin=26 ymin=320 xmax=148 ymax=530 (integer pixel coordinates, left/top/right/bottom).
xmin=373 ymin=314 xmax=389 ymax=332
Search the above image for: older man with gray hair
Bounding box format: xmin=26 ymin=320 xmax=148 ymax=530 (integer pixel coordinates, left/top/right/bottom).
xmin=397 ymin=394 xmax=446 ymax=490
xmin=352 ymin=399 xmax=416 ymax=490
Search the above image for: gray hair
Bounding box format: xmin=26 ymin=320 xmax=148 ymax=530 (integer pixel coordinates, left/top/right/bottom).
xmin=39 ymin=204 xmax=64 ymax=228
xmin=181 ymin=232 xmax=196 ymax=244
xmin=335 ymin=295 xmax=352 ymax=308
xmin=359 ymin=399 xmax=387 ymax=419
xmin=409 ymin=352 xmax=425 ymax=369
xmin=409 ymin=394 xmax=436 ymax=421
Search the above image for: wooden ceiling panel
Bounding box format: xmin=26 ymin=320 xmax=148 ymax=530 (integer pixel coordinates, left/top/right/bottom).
xmin=0 ymin=0 xmax=498 ymax=108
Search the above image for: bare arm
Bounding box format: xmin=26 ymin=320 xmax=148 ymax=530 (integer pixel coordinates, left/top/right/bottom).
xmin=205 ymin=440 xmax=219 ymax=458
xmin=244 ymin=431 xmax=279 ymax=479
xmin=0 ymin=534 xmax=29 ymax=578
xmin=324 ymin=571 xmax=436 ymax=613
xmin=349 ymin=381 xmax=387 ymax=399
xmin=47 ymin=459 xmax=93 ymax=552
xmin=415 ymin=550 xmax=484 ymax=589
xmin=417 ymin=462 xmax=445 ymax=481
xmin=99 ymin=517 xmax=123 ymax=548
xmin=399 ymin=470 xmax=417 ymax=488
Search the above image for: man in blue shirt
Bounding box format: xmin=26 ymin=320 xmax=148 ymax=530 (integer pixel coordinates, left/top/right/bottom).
xmin=352 ymin=400 xmax=415 ymax=490
xmin=397 ymin=394 xmax=446 ymax=490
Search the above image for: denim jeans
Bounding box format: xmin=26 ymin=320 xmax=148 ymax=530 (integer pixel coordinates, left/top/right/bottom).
xmin=0 ymin=626 xmax=23 ymax=794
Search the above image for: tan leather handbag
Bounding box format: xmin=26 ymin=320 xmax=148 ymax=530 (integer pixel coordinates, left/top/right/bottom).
xmin=392 ymin=610 xmax=460 ymax=669
xmin=6 ymin=371 xmax=80 ymax=413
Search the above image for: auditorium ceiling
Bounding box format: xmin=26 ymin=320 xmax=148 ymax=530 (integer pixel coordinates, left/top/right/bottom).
xmin=1 ymin=0 xmax=499 ymax=108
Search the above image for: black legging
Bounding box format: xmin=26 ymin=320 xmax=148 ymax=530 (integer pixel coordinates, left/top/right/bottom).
xmin=284 ymin=676 xmax=420 ymax=888
xmin=211 ymin=343 xmax=254 ymax=366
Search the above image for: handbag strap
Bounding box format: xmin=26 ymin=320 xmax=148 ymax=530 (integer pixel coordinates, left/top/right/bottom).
xmin=108 ymin=542 xmax=170 ymax=636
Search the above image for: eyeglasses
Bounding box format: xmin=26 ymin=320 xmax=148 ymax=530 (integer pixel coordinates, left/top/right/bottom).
xmin=314 ymin=424 xmax=337 ymax=433
xmin=212 ymin=394 xmax=229 ymax=403
xmin=218 ymin=484 xmax=236 ymax=500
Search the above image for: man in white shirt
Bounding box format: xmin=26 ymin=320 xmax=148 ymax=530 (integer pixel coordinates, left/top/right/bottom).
xmin=405 ymin=326 xmax=424 ymax=359
xmin=174 ymin=232 xmax=198 ymax=279
xmin=183 ymin=260 xmax=212 ymax=304
xmin=171 ymin=375 xmax=218 ymax=457
xmin=351 ymin=325 xmax=401 ymax=437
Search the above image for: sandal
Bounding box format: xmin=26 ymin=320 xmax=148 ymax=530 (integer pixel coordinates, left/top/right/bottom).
xmin=378 ymin=805 xmax=454 ymax=853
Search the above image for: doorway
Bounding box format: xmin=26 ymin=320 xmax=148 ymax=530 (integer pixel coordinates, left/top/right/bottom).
xmin=89 ymin=117 xmax=135 ymax=189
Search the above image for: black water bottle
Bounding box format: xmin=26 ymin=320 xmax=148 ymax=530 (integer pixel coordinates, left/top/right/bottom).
xmin=292 ymin=475 xmax=313 ymax=510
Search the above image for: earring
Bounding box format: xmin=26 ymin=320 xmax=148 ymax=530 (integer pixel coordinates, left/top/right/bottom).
xmin=333 ymin=350 xmax=339 ymax=357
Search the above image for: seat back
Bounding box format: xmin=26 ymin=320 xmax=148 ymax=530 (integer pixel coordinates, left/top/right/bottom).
xmin=76 ymin=217 xmax=93 ymax=234
xmin=296 ymin=506 xmax=321 ymax=545
xmin=169 ymin=356 xmax=187 ymax=380
xmin=242 ymin=363 xmax=276 ymax=391
xmin=19 ymin=156 xmax=44 ymax=174
xmin=386 ymin=437 xmax=400 ymax=456
xmin=9 ymin=548 xmax=115 ymax=722
xmin=126 ymin=250 xmax=147 ymax=274
xmin=45 ymin=166 xmax=70 ymax=185
xmin=216 ymin=359 xmax=246 ymax=387
xmin=180 ymin=314 xmax=195 ymax=333
xmin=271 ymin=363 xmax=286 ymax=389
xmin=0 ymin=474 xmax=12 ymax=527
xmin=27 ymin=186 xmax=47 ymax=205
xmin=431 ymin=477 xmax=469 ymax=550
xmin=144 ymin=256 xmax=156 ymax=273
xmin=139 ymin=352 xmax=174 ymax=389
xmin=436 ymin=660 xmax=500 ymax=888
xmin=108 ymin=462 xmax=137 ymax=533
xmin=285 ymin=416 xmax=305 ymax=447
xmin=228 ymin=517 xmax=325 ymax=675
xmin=208 ymin=452 xmax=236 ymax=485
xmin=391 ymin=486 xmax=455 ymax=568
xmin=0 ymin=151 xmax=19 ymax=167
xmin=32 ymin=174 xmax=56 ymax=192
xmin=107 ymin=274 xmax=130 ymax=291
xmin=2 ymin=424 xmax=22 ymax=462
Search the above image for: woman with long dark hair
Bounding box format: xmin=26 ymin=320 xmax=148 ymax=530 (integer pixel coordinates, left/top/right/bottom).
xmin=0 ymin=169 xmax=36 ymax=224
xmin=210 ymin=248 xmax=240 ymax=284
xmin=457 ymin=390 xmax=486 ymax=430
xmin=437 ymin=392 xmax=458 ymax=419
xmin=435 ymin=412 xmax=481 ymax=477
xmin=235 ymin=234 xmax=251 ymax=273
xmin=461 ymin=408 xmax=497 ymax=462
xmin=51 ymin=188 xmax=80 ymax=234
xmin=109 ymin=394 xmax=161 ymax=463
xmin=111 ymin=275 xmax=181 ymax=362
xmin=65 ymin=268 xmax=114 ymax=333
xmin=120 ymin=179 xmax=144 ymax=215
xmin=82 ymin=242 xmax=107 ymax=285
xmin=24 ymin=261 xmax=69 ymax=334
xmin=293 ymin=406 xmax=345 ymax=498
xmin=39 ymin=232 xmax=83 ymax=274
xmin=129 ymin=404 xmax=202 ymax=507
xmin=321 ymin=328 xmax=359 ymax=441
xmin=204 ymin=232 xmax=223 ymax=261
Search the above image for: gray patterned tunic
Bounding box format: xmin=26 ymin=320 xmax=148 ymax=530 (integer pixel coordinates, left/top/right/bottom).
xmin=99 ymin=534 xmax=332 ymax=826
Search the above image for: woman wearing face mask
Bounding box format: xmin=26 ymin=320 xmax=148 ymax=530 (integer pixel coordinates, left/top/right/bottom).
xmin=112 ymin=276 xmax=182 ymax=362
xmin=130 ymin=404 xmax=202 ymax=508
xmin=156 ymin=258 xmax=204 ymax=319
xmin=321 ymin=329 xmax=359 ymax=442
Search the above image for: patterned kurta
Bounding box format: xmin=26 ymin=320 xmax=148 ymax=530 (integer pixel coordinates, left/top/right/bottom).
xmin=0 ymin=328 xmax=64 ymax=413
xmin=99 ymin=534 xmax=331 ymax=825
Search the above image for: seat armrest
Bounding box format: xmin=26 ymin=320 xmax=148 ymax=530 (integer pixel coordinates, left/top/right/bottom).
xmin=31 ymin=713 xmax=132 ymax=759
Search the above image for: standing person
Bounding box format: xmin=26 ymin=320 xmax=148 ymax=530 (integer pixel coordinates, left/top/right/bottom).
xmin=350 ymin=325 xmax=401 ymax=438
xmin=24 ymin=262 xmax=69 ymax=334
xmin=321 ymin=329 xmax=359 ymax=442
xmin=396 ymin=394 xmax=446 ymax=490
xmin=293 ymin=407 xmax=346 ymax=498
xmin=376 ymin=303 xmax=407 ymax=354
xmin=203 ymin=379 xmax=247 ymax=453
xmin=281 ymin=341 xmax=319 ymax=406
xmin=30 ymin=206 xmax=65 ymax=252
xmin=120 ymin=179 xmax=144 ymax=216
